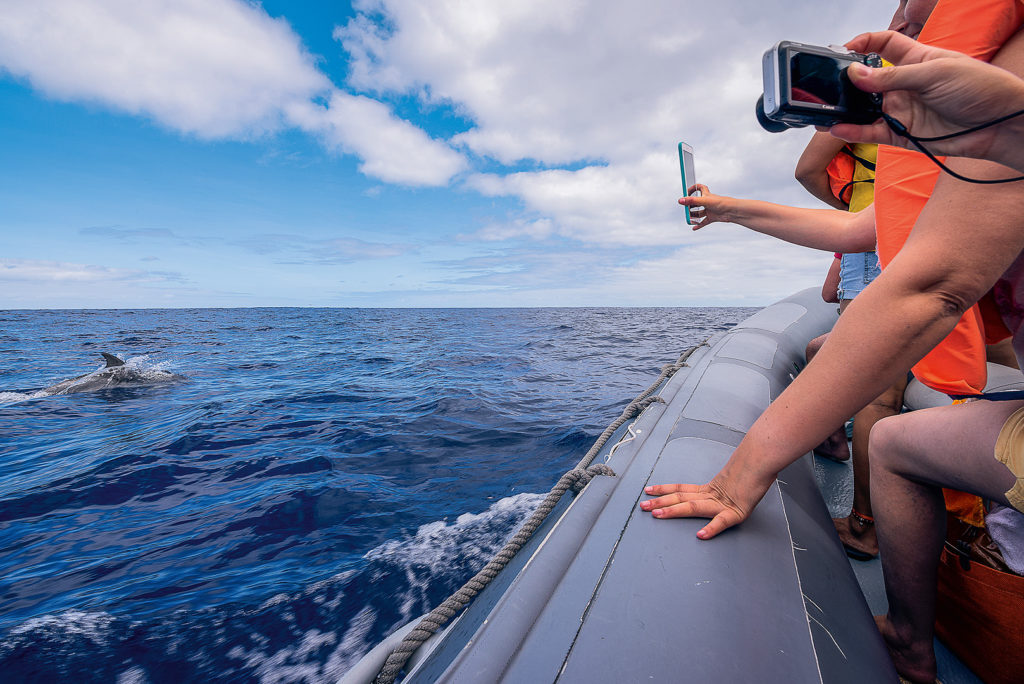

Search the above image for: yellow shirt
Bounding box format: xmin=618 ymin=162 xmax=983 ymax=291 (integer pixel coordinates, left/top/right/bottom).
xmin=847 ymin=143 xmax=877 ymax=213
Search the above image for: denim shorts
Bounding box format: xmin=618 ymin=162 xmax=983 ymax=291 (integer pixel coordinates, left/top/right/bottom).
xmin=838 ymin=251 xmax=881 ymax=300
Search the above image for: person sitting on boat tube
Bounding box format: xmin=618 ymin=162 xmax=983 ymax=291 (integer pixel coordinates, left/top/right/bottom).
xmin=642 ymin=2 xmax=1024 ymax=681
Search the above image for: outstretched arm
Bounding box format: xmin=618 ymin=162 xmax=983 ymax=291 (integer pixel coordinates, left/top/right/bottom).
xmin=682 ymin=184 xmax=875 ymax=253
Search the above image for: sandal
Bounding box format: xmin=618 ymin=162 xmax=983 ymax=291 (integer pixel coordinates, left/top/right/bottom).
xmin=837 ymin=509 xmax=878 ymax=561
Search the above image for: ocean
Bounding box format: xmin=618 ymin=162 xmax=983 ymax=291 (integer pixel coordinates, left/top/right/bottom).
xmin=0 ymin=306 xmax=756 ymax=682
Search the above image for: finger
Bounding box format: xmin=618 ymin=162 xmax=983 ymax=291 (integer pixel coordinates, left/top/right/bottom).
xmin=846 ymin=30 xmax=963 ymax=68
xmin=697 ymin=509 xmax=743 ymax=540
xmin=649 ymin=498 xmax=726 ymax=520
xmin=644 ymin=483 xmax=703 ymax=496
xmin=845 ymin=31 xmax=913 ymax=64
xmin=829 ymin=120 xmax=897 ymax=146
xmin=848 ymin=59 xmax=941 ymax=98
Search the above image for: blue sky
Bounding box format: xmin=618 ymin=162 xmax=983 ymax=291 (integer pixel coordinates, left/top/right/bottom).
xmin=0 ymin=0 xmax=895 ymax=308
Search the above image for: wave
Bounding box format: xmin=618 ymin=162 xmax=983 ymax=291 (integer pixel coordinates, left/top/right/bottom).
xmin=0 ymin=492 xmax=545 ymax=683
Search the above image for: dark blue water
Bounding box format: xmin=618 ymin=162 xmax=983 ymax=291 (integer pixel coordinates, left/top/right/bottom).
xmin=0 ymin=307 xmax=755 ymax=682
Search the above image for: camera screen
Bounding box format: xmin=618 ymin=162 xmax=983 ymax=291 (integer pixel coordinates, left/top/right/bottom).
xmin=789 ymin=52 xmax=846 ymax=106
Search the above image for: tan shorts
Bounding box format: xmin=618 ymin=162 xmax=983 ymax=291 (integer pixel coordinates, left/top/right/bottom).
xmin=994 ymin=406 xmax=1024 ymax=513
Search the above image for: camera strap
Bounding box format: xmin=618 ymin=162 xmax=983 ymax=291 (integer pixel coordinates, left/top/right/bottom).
xmin=882 ymin=110 xmax=1024 ymax=184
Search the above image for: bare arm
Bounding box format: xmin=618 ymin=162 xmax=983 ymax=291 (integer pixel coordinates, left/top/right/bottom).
xmin=822 ymin=256 xmax=841 ymax=303
xmin=646 ymin=27 xmax=1024 ymax=539
xmin=795 ymin=132 xmax=849 ymax=210
xmin=682 ymin=184 xmax=876 ymax=253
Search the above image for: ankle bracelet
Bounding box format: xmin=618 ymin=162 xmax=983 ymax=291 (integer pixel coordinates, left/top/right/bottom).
xmin=851 ymin=508 xmax=875 ymax=526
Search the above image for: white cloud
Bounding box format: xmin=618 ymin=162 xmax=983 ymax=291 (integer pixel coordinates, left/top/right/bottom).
xmin=292 ymin=93 xmax=467 ymax=186
xmin=338 ymin=0 xmax=896 ymax=243
xmin=465 ymin=152 xmax=687 ymax=245
xmin=600 ymin=234 xmax=829 ymax=306
xmin=0 ymin=0 xmax=465 ymax=186
xmin=0 ymin=0 xmax=328 ymax=138
xmin=0 ymin=258 xmax=151 ymax=283
xmin=338 ymin=0 xmax=893 ymax=164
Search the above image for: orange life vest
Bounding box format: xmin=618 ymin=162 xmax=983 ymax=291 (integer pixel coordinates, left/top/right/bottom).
xmin=873 ymin=0 xmax=1024 ymax=396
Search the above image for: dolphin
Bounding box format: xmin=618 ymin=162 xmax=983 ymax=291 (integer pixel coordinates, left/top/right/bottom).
xmin=36 ymin=353 xmax=184 ymax=396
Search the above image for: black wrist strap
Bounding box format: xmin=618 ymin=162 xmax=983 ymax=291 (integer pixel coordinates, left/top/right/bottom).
xmin=882 ymin=110 xmax=1024 ymax=184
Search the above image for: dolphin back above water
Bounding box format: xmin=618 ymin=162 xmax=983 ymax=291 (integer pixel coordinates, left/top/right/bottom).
xmin=38 ymin=353 xmax=185 ymax=396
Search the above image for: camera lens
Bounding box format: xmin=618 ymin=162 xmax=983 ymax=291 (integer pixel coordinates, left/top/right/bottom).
xmin=755 ymin=95 xmax=793 ymax=133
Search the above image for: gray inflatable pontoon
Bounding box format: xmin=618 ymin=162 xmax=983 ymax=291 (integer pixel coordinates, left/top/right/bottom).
xmin=345 ymin=289 xmax=901 ymax=683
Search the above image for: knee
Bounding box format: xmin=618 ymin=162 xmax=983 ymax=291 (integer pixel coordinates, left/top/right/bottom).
xmin=868 ymin=388 xmax=904 ymax=416
xmin=805 ymin=334 xmax=827 ymax=361
xmin=869 ymin=414 xmax=906 ymax=475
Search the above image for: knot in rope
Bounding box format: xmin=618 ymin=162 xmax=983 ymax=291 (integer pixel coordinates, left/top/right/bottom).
xmin=566 ymin=463 xmax=617 ymax=494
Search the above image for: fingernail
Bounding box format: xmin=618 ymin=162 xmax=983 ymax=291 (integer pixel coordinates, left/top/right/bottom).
xmin=652 ymin=509 xmax=663 ymax=517
xmin=640 ymin=501 xmax=650 ymax=510
xmin=848 ymin=62 xmax=868 ymax=77
xmin=697 ymin=529 xmax=707 ymax=539
xmin=644 ymin=486 xmax=654 ymax=493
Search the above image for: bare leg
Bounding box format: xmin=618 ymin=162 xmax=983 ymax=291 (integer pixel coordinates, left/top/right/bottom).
xmin=807 ymin=332 xmax=851 ymax=461
xmin=869 ymin=399 xmax=1024 ymax=683
xmin=987 ymin=338 xmax=1020 ymax=369
xmin=833 ymin=376 xmax=908 ymax=558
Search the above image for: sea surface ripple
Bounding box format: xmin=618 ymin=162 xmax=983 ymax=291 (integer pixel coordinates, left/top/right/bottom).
xmin=0 ymin=306 xmax=755 ymax=682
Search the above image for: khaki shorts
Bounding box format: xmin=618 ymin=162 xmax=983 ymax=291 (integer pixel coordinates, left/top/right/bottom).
xmin=994 ymin=406 xmax=1024 ymax=513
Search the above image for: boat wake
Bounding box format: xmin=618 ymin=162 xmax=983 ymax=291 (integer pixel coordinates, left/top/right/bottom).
xmin=0 ymin=492 xmax=545 ymax=683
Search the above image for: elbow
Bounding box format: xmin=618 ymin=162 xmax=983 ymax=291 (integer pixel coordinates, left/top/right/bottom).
xmin=931 ymin=289 xmax=972 ymax=321
xmin=793 ymin=165 xmax=813 ymax=189
xmin=923 ymin=276 xmax=988 ymax=322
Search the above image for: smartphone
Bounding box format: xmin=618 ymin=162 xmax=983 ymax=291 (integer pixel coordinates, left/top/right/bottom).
xmin=677 ymin=142 xmax=699 ymax=225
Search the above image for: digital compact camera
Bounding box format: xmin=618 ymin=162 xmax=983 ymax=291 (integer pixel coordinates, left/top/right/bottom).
xmin=757 ymin=41 xmax=884 ymax=132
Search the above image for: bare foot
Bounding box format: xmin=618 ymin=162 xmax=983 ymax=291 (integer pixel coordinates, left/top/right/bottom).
xmin=833 ymin=513 xmax=878 ymax=559
xmin=873 ymin=615 xmax=937 ymax=683
xmin=813 ymin=427 xmax=850 ymax=462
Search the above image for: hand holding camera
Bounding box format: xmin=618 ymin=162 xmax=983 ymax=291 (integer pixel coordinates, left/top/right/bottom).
xmin=829 ymin=31 xmax=1024 ymax=173
xmin=756 ymin=34 xmax=1024 ymax=183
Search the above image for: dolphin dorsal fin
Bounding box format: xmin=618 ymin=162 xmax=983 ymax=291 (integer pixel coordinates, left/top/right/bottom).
xmin=101 ymin=353 xmax=126 ymax=368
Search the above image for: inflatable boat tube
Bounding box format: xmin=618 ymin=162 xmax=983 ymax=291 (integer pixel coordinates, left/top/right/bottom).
xmin=346 ymin=288 xmax=900 ymax=684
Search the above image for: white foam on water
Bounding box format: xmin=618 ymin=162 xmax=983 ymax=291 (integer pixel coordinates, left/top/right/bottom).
xmin=116 ymin=666 xmax=150 ymax=684
xmin=225 ymin=494 xmax=545 ymax=683
xmin=228 ymin=627 xmax=344 ymax=684
xmin=0 ymin=390 xmax=48 ymax=404
xmin=364 ymin=491 xmax=545 ymax=624
xmin=7 ymin=609 xmax=116 ymax=643
xmin=326 ymin=607 xmax=377 ymax=676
